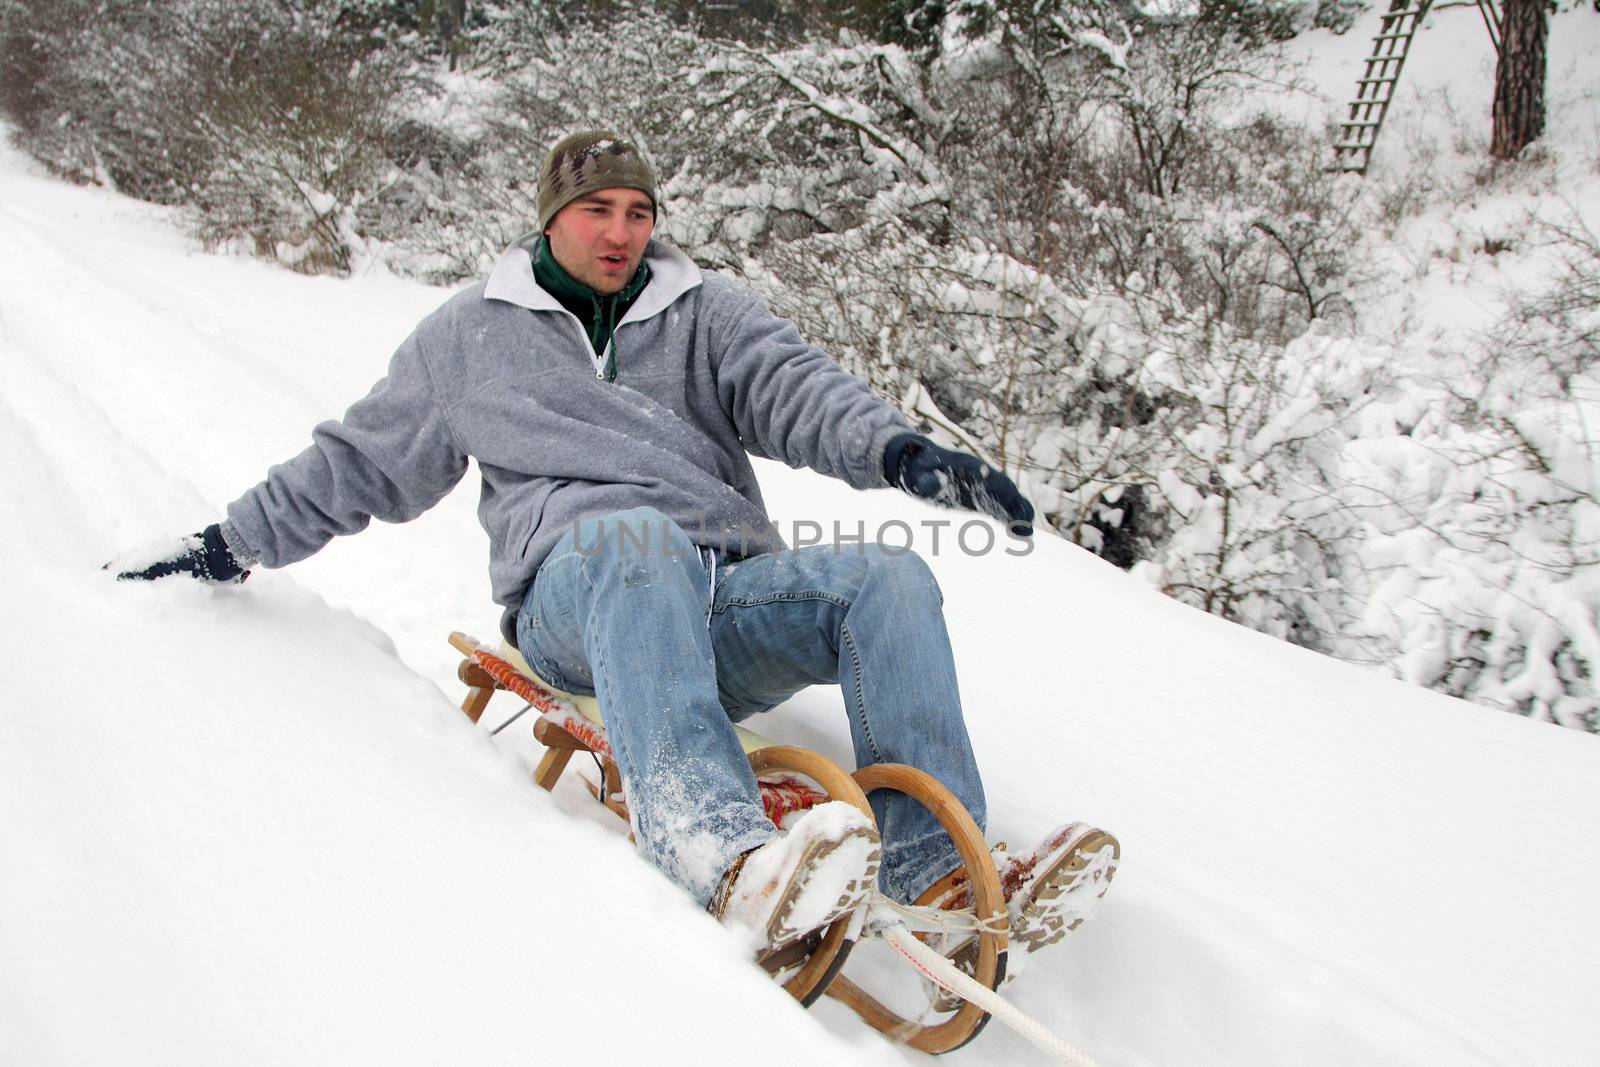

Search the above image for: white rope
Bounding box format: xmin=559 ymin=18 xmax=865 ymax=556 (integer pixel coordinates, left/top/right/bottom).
xmin=869 ymin=893 xmax=1011 ymax=936
xmin=881 ymin=924 xmax=1102 ymax=1067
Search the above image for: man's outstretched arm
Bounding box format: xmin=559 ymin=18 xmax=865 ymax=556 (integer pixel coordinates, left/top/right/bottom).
xmin=710 ymin=286 xmax=912 ymax=491
xmin=711 ymin=287 xmax=1034 ymax=536
xmin=115 ymin=329 xmax=468 ymax=582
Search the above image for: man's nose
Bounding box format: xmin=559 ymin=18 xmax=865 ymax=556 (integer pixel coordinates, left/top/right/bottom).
xmin=602 ymin=213 xmax=629 ymax=244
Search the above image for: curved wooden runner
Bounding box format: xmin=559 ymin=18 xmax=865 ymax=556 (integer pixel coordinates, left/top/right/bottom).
xmin=746 ymin=746 xmax=873 ymax=1005
xmin=826 ymin=763 xmax=1008 ymax=1055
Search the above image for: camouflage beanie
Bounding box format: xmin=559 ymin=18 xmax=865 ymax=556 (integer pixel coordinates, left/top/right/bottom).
xmin=536 ymin=130 xmax=658 ymax=232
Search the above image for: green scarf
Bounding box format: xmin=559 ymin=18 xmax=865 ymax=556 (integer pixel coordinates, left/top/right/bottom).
xmin=533 ymin=237 xmax=652 ymax=382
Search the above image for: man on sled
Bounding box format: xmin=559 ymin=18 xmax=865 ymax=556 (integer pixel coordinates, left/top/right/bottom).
xmin=117 ymin=129 xmax=1114 ymax=980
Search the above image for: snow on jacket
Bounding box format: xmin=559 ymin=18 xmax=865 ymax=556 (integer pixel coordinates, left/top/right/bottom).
xmin=223 ymin=237 xmax=915 ymax=640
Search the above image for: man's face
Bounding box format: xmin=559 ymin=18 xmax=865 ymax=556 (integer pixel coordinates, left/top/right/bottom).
xmin=544 ymin=187 xmax=655 ymax=295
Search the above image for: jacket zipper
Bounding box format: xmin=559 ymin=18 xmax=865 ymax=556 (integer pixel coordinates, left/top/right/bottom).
xmin=553 ymin=309 xmax=611 ymax=381
xmin=701 ymin=547 xmax=717 ymax=629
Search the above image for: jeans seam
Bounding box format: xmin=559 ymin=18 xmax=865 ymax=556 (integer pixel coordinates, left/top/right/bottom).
xmin=589 ymin=611 xmax=617 ymax=786
xmin=712 ymin=589 xmax=851 ymax=615
xmin=575 ymin=551 xmax=598 ymax=591
xmin=840 ymin=619 xmax=884 ymax=764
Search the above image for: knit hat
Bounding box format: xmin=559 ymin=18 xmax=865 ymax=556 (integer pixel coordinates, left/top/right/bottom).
xmin=536 ymin=130 xmax=658 ymax=232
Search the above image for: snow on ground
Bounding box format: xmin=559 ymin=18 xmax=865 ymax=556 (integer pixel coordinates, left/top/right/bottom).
xmin=4 ymin=21 xmax=1600 ymax=1061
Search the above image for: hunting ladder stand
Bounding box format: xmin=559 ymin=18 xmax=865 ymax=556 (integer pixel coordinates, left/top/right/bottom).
xmin=1333 ymin=0 xmax=1506 ymax=174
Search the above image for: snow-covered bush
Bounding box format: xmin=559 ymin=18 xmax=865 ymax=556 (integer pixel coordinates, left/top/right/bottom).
xmin=1345 ymin=219 xmax=1600 ymax=731
xmin=953 ymin=14 xmax=1368 ymax=618
xmin=758 ymin=219 xmax=1094 ymax=497
xmin=0 ymin=0 xmax=418 ymax=273
xmin=184 ymin=16 xmax=420 ymax=273
xmin=1128 ymin=322 xmax=1376 ymax=648
xmin=1312 ymin=0 xmax=1367 ymax=34
xmin=1 ymin=0 xmax=209 ymax=198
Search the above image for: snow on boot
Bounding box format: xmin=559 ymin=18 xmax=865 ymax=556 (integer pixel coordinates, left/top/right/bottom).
xmin=1000 ymin=822 xmax=1119 ymax=952
xmin=709 ymin=801 xmax=881 ymax=953
xmin=917 ymin=822 xmax=1119 ymax=1013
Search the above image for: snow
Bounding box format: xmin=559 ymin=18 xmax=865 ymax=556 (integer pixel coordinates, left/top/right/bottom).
xmin=5 ymin=20 xmax=1600 ymax=1060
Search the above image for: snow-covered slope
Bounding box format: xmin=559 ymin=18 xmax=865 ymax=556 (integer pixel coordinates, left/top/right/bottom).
xmin=3 ymin=103 xmax=1599 ymax=1067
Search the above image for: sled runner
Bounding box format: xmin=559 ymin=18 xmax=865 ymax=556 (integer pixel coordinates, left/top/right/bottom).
xmin=447 ymin=630 xmax=1010 ymax=1054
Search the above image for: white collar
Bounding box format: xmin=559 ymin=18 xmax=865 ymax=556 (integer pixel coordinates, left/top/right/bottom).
xmin=483 ymin=237 xmax=702 ymax=326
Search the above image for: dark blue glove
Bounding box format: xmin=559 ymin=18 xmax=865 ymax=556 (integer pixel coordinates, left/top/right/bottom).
xmin=112 ymin=523 xmax=250 ymax=584
xmin=884 ymin=433 xmax=1034 ymax=537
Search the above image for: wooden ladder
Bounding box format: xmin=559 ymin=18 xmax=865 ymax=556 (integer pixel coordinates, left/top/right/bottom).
xmin=1333 ymin=0 xmax=1435 ymax=174
xmin=1475 ymin=0 xmax=1503 ymax=52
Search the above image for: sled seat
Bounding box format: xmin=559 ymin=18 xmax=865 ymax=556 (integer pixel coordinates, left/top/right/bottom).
xmin=448 ymin=632 xmax=826 ymax=825
xmin=491 ymin=639 xmax=778 ymax=755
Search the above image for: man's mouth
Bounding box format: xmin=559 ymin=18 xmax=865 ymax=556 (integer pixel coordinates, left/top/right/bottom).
xmin=600 ymin=252 xmax=628 ymax=269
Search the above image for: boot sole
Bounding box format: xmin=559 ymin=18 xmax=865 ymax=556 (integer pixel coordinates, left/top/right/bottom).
xmin=925 ymin=826 xmax=1120 ymax=1013
xmin=1012 ymin=827 xmax=1120 ymax=953
xmin=766 ymin=826 xmax=881 ymax=951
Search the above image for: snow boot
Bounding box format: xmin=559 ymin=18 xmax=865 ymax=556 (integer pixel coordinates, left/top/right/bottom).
xmin=710 ymin=801 xmax=881 ymax=953
xmin=918 ymin=822 xmax=1119 ymax=1011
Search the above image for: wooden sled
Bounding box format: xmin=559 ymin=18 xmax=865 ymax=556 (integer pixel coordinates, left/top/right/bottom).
xmin=449 ymin=631 xmax=1008 ymax=1054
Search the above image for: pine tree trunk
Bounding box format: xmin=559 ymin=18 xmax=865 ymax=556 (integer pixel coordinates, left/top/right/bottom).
xmin=1490 ymin=0 xmax=1548 ymax=161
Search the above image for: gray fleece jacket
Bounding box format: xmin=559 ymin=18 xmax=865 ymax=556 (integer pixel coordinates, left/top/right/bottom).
xmin=223 ymin=237 xmax=914 ymax=641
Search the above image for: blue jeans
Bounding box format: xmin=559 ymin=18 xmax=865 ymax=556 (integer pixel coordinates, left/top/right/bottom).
xmin=515 ymin=506 xmax=986 ymax=907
